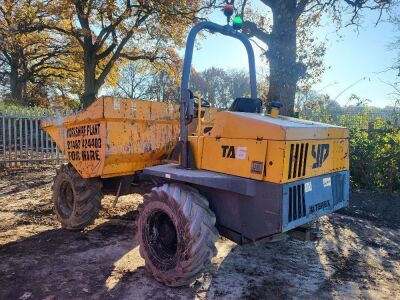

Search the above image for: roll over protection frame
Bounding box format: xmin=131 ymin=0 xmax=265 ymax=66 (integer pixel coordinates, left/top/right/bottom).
xmin=179 ymin=21 xmax=258 ymax=168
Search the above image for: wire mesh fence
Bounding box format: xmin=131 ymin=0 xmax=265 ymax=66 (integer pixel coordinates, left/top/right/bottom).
xmin=301 ymin=108 xmax=400 ymax=129
xmin=0 ymin=106 xmax=64 ymax=167
xmin=331 ymin=109 xmax=400 ymax=127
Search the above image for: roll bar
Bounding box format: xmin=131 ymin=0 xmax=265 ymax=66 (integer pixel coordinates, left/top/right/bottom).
xmin=180 ymin=21 xmax=257 ymax=168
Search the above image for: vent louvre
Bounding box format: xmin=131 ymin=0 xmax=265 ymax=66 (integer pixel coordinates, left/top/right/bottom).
xmin=288 ymin=184 xmax=306 ymax=222
xmin=332 ymin=173 xmax=346 ymax=206
xmin=288 ymin=143 xmax=309 ymax=179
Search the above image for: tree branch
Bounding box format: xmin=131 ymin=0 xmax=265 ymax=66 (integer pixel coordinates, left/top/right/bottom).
xmin=95 ymin=30 xmax=135 ymax=91
xmin=260 ymin=0 xmax=276 ymax=8
xmin=296 ymin=0 xmax=310 ymax=19
xmin=74 ymin=1 xmax=93 ymax=46
xmin=96 ymin=43 xmax=117 ymax=60
xmin=242 ymin=21 xmax=271 ymax=44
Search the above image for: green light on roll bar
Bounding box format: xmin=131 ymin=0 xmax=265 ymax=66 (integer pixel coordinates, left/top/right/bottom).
xmin=232 ymin=15 xmax=243 ymax=30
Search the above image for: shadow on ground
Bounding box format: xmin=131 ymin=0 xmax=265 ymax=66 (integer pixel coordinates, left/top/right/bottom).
xmin=0 ymin=212 xmax=139 ymax=300
xmin=0 ymin=206 xmax=332 ymax=300
xmin=0 ymin=166 xmax=399 ymax=300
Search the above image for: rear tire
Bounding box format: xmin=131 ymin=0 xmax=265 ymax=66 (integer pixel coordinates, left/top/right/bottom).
xmin=136 ymin=183 xmax=218 ymax=286
xmin=52 ymin=164 xmax=102 ymax=230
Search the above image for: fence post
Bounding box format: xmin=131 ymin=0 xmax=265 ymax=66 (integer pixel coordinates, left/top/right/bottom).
xmin=25 ymin=118 xmax=28 ymax=165
xmin=19 ymin=116 xmax=22 ymax=164
xmin=35 ymin=117 xmax=39 ymax=162
xmin=50 ymin=133 xmax=54 ymax=160
xmin=30 ymin=116 xmax=33 ymax=162
xmin=8 ymin=116 xmax=11 ymax=165
xmin=56 ymin=145 xmax=60 ymax=163
xmin=1 ymin=113 xmax=5 ymax=165
xmin=45 ymin=131 xmax=49 ymax=160
xmin=14 ymin=116 xmax=17 ymax=166
xmin=40 ymin=124 xmax=44 ymax=160
xmin=0 ymin=107 xmax=67 ymax=166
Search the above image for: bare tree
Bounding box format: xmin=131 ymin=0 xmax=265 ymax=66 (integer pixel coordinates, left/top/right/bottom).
xmin=147 ymin=70 xmax=181 ymax=103
xmin=114 ymin=62 xmax=152 ymax=99
xmin=190 ymin=67 xmax=251 ymax=108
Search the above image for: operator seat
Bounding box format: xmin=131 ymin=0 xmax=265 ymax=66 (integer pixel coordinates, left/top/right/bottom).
xmin=229 ymin=97 xmax=264 ymax=113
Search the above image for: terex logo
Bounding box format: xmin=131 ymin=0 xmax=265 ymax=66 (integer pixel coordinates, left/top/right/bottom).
xmin=309 ymin=200 xmax=331 ymax=213
xmin=221 ymin=145 xmax=247 ymax=160
xmin=311 ymin=144 xmax=329 ymax=169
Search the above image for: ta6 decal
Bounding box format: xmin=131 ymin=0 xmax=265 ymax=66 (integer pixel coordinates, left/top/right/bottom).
xmin=221 ymin=145 xmax=247 ymax=160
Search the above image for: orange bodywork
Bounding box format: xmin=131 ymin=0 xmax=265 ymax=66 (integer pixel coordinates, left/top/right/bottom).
xmin=189 ymin=111 xmax=349 ymax=184
xmin=41 ymin=97 xmax=211 ymax=178
xmin=42 ymin=97 xmax=348 ymax=184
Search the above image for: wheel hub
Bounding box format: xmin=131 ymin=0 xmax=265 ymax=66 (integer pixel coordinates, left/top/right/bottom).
xmin=147 ymin=210 xmax=178 ymax=263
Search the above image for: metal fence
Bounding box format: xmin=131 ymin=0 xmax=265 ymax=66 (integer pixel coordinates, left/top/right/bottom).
xmin=302 ymin=108 xmax=400 ymax=128
xmin=0 ymin=107 xmax=63 ymax=166
xmin=330 ymin=109 xmax=400 ymax=127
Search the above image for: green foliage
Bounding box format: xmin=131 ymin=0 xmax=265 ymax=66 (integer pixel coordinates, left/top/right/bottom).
xmin=306 ymin=95 xmax=334 ymax=123
xmin=0 ymin=101 xmax=50 ymax=116
xmin=299 ymin=93 xmax=400 ymax=192
xmin=0 ymin=101 xmax=76 ymax=116
xmin=341 ymin=115 xmax=400 ymax=192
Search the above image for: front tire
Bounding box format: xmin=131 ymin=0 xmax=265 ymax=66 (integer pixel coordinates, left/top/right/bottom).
xmin=52 ymin=164 xmax=102 ymax=230
xmin=136 ymin=183 xmax=218 ymax=286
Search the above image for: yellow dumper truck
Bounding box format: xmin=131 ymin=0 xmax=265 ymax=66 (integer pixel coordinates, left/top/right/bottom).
xmin=42 ymin=21 xmax=349 ymax=287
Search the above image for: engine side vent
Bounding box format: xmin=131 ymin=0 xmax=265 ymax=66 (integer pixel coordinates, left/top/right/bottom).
xmin=288 ymin=143 xmax=309 ymax=179
xmin=332 ymin=173 xmax=346 ymax=206
xmin=288 ymin=184 xmax=306 ymax=222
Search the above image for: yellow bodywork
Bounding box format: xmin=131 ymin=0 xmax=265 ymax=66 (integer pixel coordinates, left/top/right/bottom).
xmin=189 ymin=111 xmax=349 ymax=184
xmin=41 ymin=96 xmax=215 ymax=178
xmin=43 ymin=96 xmax=348 ymax=183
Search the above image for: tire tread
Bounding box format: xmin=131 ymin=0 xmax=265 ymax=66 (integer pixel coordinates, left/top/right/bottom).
xmin=136 ymin=183 xmax=218 ymax=286
xmin=52 ymin=164 xmax=102 ymax=230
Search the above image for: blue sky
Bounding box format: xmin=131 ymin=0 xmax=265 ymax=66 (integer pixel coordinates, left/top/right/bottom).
xmin=190 ymin=6 xmax=399 ymax=108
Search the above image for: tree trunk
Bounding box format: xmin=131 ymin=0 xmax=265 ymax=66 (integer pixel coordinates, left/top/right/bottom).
xmin=268 ymin=1 xmax=298 ymax=117
xmin=81 ymin=49 xmax=98 ymax=108
xmin=10 ymin=66 xmax=24 ymax=104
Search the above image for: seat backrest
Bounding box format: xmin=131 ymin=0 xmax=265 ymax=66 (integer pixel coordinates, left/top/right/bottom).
xmin=229 ymin=98 xmax=263 ymax=113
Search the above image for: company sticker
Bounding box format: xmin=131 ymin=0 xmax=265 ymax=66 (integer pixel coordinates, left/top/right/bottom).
xmin=236 ymin=146 xmax=247 ymax=160
xmin=66 ymin=123 xmax=102 ymax=161
xmin=251 ymin=161 xmax=263 ymax=174
xmin=305 ymin=181 xmax=312 ymax=193
xmin=323 ymin=177 xmax=332 ymax=187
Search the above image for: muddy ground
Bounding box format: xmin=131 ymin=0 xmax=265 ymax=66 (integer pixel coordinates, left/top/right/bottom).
xmin=0 ymin=165 xmax=399 ymax=300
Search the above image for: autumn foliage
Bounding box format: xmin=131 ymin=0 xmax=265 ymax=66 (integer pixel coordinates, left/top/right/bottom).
xmin=0 ymin=0 xmax=214 ymax=108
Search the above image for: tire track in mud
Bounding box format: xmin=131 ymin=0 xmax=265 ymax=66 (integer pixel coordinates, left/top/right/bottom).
xmin=0 ymin=167 xmax=399 ymax=299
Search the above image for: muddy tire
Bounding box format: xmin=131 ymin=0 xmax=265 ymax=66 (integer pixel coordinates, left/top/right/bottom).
xmin=136 ymin=183 xmax=218 ymax=286
xmin=52 ymin=164 xmax=102 ymax=230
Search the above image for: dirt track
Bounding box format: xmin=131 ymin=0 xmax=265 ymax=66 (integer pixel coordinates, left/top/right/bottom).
xmin=0 ymin=165 xmax=399 ymax=300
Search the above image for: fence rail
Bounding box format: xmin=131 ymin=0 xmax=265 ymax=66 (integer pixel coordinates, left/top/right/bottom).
xmin=331 ymin=109 xmax=400 ymax=127
xmin=302 ymin=108 xmax=400 ymax=128
xmin=0 ymin=110 xmax=63 ymax=166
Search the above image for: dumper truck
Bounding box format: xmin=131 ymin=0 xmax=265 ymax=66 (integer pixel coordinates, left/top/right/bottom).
xmin=42 ymin=21 xmax=349 ymax=287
